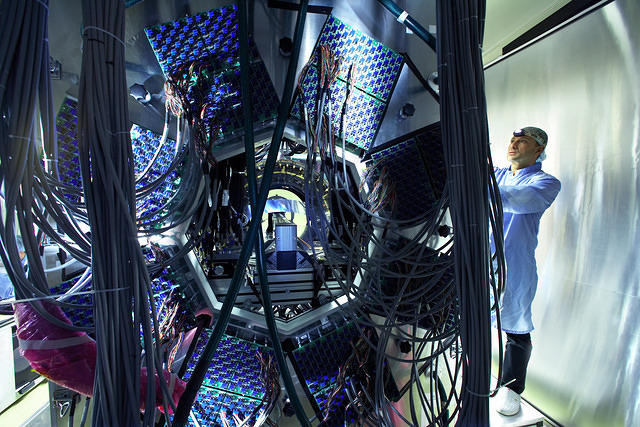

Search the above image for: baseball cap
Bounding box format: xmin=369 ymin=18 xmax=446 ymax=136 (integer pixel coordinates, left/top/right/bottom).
xmin=513 ymin=127 xmax=547 ymax=146
xmin=513 ymin=126 xmax=548 ymax=161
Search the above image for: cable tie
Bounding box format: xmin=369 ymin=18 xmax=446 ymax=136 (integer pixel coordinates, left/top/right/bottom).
xmin=106 ymin=130 xmax=130 ymax=137
xmin=83 ymin=26 xmax=125 ymax=46
xmin=11 ymin=287 xmax=129 ymax=304
xmin=35 ymin=0 xmax=49 ymax=11
xmin=8 ymin=134 xmax=31 ymax=141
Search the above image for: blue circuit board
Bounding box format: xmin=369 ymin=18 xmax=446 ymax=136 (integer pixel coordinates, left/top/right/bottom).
xmin=414 ymin=124 xmax=447 ymax=200
xmin=48 ymin=246 xmax=184 ymax=330
xmin=182 ymin=330 xmax=272 ymax=400
xmin=289 ymin=322 xmax=365 ymax=426
xmin=291 ymin=64 xmax=387 ymax=151
xmin=291 ymin=322 xmax=362 ymax=398
xmin=181 ymin=330 xmax=274 ymax=426
xmin=188 ymin=386 xmax=264 ymax=427
xmin=48 ymin=276 xmax=177 ymax=331
xmin=288 ymin=320 xmax=400 ymax=426
xmin=141 ymin=245 xmax=182 ymax=297
xmin=314 ymin=386 xmax=358 ymax=426
xmin=49 ymin=279 xmax=95 ymax=329
xmin=368 ymin=123 xmax=446 ymax=221
xmin=55 ymin=97 xmax=82 ymax=202
xmin=54 ymin=97 xmax=182 ymax=224
xmin=313 ymin=15 xmax=404 ymax=101
xmin=144 ymin=5 xmax=279 ymax=144
xmin=291 ymin=15 xmax=404 ymax=154
xmin=144 ymin=5 xmax=244 ymax=77
xmin=130 ymin=124 xmax=182 ymax=223
xmin=179 ymin=60 xmax=279 ymax=141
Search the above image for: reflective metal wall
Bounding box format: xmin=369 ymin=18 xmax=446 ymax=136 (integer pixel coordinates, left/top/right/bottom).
xmin=485 ymin=1 xmax=640 ymax=425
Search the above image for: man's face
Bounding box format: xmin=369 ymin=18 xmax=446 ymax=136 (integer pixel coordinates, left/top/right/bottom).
xmin=507 ymin=135 xmax=544 ymax=169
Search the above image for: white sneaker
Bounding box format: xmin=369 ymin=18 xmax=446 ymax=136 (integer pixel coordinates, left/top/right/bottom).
xmin=494 ymin=387 xmax=521 ymax=416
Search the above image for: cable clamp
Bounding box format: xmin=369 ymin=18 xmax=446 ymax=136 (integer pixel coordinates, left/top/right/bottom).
xmin=396 ymin=11 xmax=413 ymax=34
xmin=396 ymin=11 xmax=409 ymax=23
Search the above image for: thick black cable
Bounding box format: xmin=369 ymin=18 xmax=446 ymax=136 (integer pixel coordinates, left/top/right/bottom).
xmin=238 ymin=1 xmax=309 ymax=424
xmin=0 ymin=0 xmax=95 ymax=332
xmin=78 ymin=1 xmax=177 ymax=424
xmin=171 ymin=2 xmax=310 ymax=425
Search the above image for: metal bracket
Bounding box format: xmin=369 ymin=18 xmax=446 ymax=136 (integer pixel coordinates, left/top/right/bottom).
xmin=52 ymin=389 xmax=78 ymax=418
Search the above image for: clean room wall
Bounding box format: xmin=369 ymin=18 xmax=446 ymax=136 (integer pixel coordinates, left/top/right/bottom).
xmin=484 ymin=0 xmax=640 ymax=425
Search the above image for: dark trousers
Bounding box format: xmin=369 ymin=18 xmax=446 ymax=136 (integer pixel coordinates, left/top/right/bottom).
xmin=501 ymin=332 xmax=532 ymax=394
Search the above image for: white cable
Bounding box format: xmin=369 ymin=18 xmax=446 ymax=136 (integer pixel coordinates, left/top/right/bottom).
xmin=44 ymin=256 xmax=79 ymax=273
xmin=82 ymin=25 xmax=125 ymax=46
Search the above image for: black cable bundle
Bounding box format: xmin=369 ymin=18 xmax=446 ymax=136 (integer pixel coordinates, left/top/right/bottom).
xmin=0 ymin=0 xmax=93 ymax=328
xmin=294 ymin=34 xmax=469 ymax=425
xmin=435 ymin=0 xmax=495 ymax=425
xmin=78 ymin=1 xmax=169 ymax=424
xmin=0 ymin=0 xmax=52 ymax=302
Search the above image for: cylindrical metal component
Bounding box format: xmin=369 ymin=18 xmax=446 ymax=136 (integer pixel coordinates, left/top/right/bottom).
xmin=275 ymin=223 xmax=297 ymax=252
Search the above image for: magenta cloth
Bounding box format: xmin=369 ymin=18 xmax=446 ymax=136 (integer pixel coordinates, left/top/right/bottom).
xmin=13 ymin=301 xmax=185 ymax=412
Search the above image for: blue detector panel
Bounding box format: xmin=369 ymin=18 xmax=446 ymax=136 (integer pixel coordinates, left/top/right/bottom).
xmin=55 ymin=97 xmax=82 ymax=202
xmin=144 ymin=5 xmax=244 ymax=77
xmin=130 ymin=124 xmax=182 ymax=223
xmin=288 ymin=320 xmax=400 ymax=426
xmin=291 ymin=15 xmax=404 ymax=154
xmin=188 ymin=387 xmax=264 ymax=427
xmin=368 ymin=122 xmax=446 ymax=222
xmin=179 ymin=61 xmax=279 ymax=141
xmin=313 ymin=15 xmax=404 ymax=101
xmin=182 ymin=330 xmax=273 ymax=400
xmin=181 ymin=330 xmax=274 ymax=426
xmin=289 ymin=322 xmax=362 ymax=426
xmin=291 ymin=322 xmax=361 ymax=397
xmin=54 ymin=98 xmax=182 ymax=224
xmin=49 ymin=245 xmax=186 ymax=331
xmin=50 ymin=279 xmax=95 ymax=329
xmin=291 ymin=64 xmax=387 ymax=152
xmin=144 ymin=5 xmax=279 ymax=144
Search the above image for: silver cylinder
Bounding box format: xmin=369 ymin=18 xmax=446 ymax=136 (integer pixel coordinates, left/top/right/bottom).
xmin=275 ymin=223 xmax=297 ymax=252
